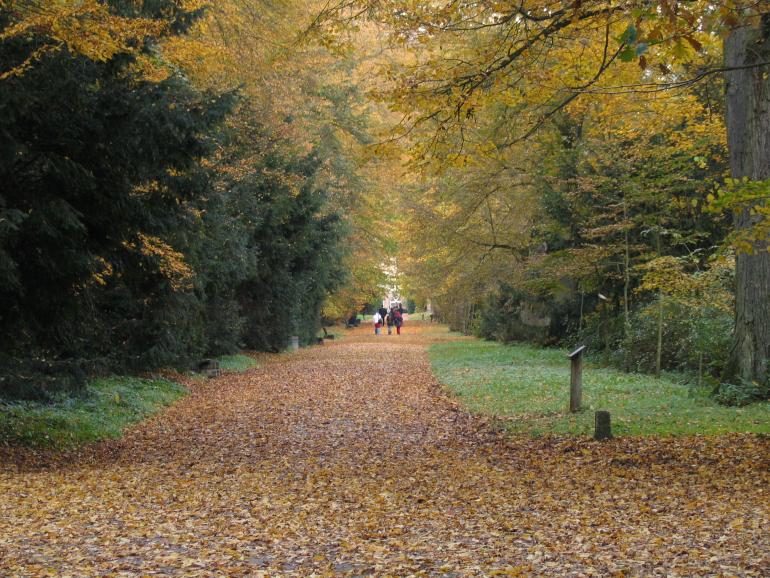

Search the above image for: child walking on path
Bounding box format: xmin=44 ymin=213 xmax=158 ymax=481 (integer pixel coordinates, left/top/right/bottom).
xmin=373 ymin=312 xmax=383 ymax=335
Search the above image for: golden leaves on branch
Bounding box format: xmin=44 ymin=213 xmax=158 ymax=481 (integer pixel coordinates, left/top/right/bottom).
xmin=161 ymin=34 xmax=233 ymax=86
xmin=0 ymin=1 xmax=166 ymax=80
xmin=637 ymin=254 xmax=735 ymax=313
xmin=123 ymin=233 xmax=195 ymax=291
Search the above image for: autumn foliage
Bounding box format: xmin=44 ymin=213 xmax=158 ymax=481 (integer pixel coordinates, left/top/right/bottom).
xmin=314 ymin=1 xmax=770 ymax=400
xmin=1 ymin=2 xmax=769 ymax=571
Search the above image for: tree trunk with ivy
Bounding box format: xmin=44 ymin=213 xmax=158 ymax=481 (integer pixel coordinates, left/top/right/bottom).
xmin=723 ymin=17 xmax=770 ymax=387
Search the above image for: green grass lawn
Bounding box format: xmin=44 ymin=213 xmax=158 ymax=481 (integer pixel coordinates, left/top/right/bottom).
xmin=0 ymin=376 xmax=187 ymax=448
xmin=430 ymin=340 xmax=770 ymax=436
xmin=410 ymin=311 xmax=432 ymax=321
xmin=1 ymin=353 xmax=261 ymax=449
xmin=218 ymin=354 xmax=260 ymax=372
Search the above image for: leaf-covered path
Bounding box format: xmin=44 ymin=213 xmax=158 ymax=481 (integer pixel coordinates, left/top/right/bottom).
xmin=1 ymin=324 xmax=768 ymax=576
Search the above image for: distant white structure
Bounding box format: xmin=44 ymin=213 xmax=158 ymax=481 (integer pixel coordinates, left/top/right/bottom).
xmin=383 ymin=289 xmax=401 ymax=310
xmin=381 ymin=258 xmax=401 ymax=309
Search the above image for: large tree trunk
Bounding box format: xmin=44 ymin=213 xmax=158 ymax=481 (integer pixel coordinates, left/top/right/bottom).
xmin=724 ymin=17 xmax=770 ymax=385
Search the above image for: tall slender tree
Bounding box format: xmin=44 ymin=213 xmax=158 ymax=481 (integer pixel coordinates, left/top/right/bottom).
xmin=723 ymin=16 xmax=770 ymax=384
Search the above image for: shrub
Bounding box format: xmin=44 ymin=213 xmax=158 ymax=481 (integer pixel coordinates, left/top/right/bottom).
xmin=615 ymin=298 xmax=733 ymax=376
xmin=715 ymin=380 xmax=770 ymax=406
xmin=476 ymin=284 xmax=580 ymax=346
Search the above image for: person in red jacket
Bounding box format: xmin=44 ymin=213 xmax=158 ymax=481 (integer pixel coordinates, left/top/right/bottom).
xmin=393 ymin=308 xmax=403 ymax=335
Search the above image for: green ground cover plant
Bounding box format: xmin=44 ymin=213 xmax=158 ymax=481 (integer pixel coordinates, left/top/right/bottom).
xmin=0 ymin=377 xmax=187 ymax=448
xmin=430 ymin=340 xmax=770 ymax=436
xmin=0 ymin=352 xmax=266 ymax=448
xmin=218 ymin=354 xmax=260 ymax=372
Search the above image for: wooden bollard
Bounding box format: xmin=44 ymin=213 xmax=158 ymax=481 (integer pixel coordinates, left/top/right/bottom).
xmin=568 ymin=345 xmax=586 ymax=413
xmin=594 ymin=410 xmax=613 ymax=440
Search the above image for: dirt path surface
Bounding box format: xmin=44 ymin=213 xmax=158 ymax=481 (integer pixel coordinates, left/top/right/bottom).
xmin=1 ymin=323 xmax=768 ymax=577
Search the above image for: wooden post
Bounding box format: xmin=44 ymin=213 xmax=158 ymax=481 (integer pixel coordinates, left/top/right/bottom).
xmin=594 ymin=410 xmax=613 ymax=440
xmin=568 ymin=345 xmax=586 ymax=413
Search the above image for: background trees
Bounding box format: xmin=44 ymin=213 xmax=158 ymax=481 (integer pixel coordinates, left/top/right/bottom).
xmin=317 ymin=1 xmax=769 ymax=400
xmin=0 ymin=0 xmax=385 ymax=398
xmin=3 ymin=1 xmax=768 ymax=403
xmin=1 ymin=0 xmax=232 ymax=396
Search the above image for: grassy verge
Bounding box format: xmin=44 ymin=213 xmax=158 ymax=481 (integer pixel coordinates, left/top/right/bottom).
xmin=410 ymin=311 xmax=432 ymax=321
xmin=218 ymin=354 xmax=260 ymax=372
xmin=430 ymin=340 xmax=770 ymax=436
xmin=0 ymin=376 xmax=187 ymax=448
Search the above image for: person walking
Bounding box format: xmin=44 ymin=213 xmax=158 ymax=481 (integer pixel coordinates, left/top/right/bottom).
xmin=378 ymin=304 xmax=388 ymax=326
xmin=393 ymin=307 xmax=403 ymax=335
xmin=372 ymin=311 xmax=382 ymax=335
xmin=386 ymin=308 xmax=395 ymax=335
